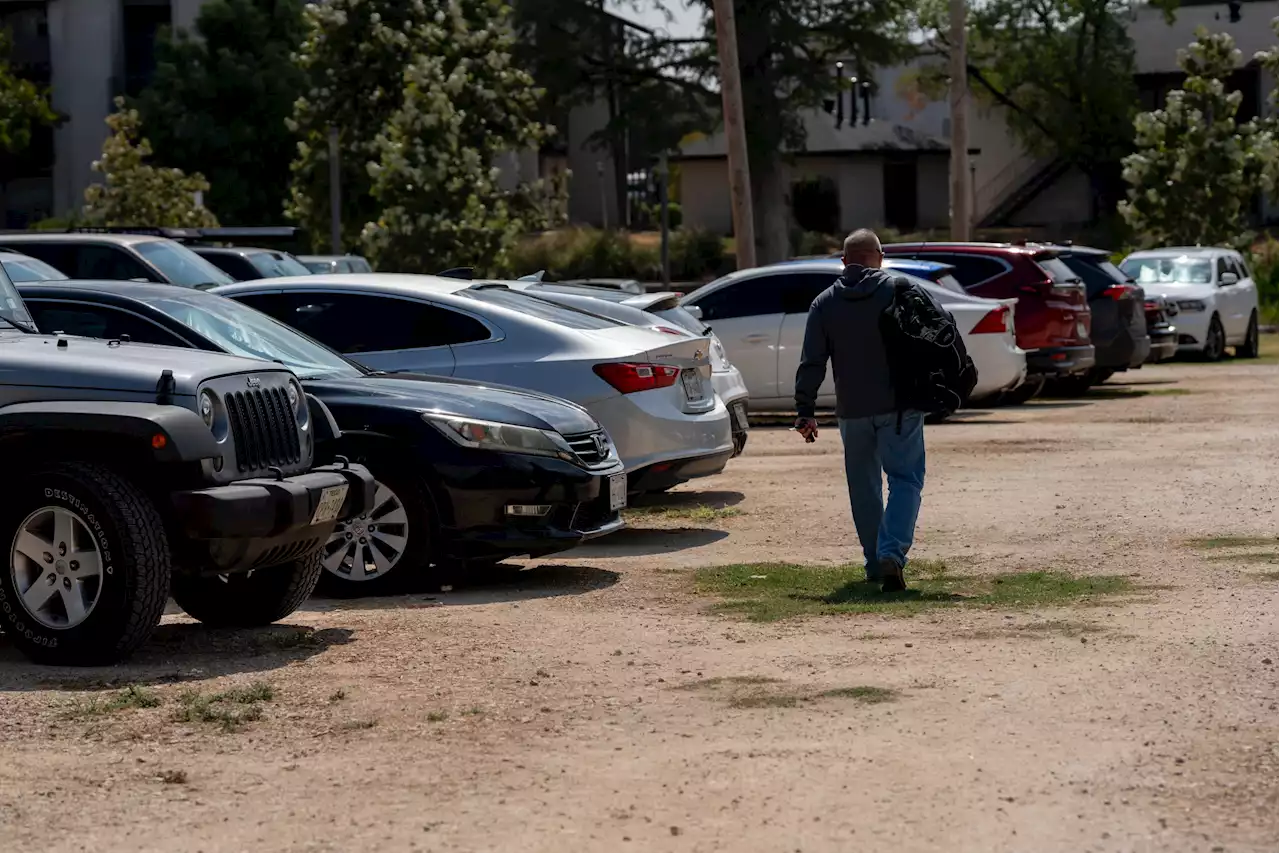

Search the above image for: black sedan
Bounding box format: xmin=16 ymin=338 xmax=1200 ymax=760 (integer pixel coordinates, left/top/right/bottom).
xmin=191 ymin=245 xmax=315 ymax=281
xmin=18 ymin=280 xmax=627 ymax=595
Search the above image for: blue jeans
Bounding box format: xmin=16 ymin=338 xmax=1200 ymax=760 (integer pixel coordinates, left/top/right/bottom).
xmin=837 ymin=412 xmax=926 ymax=577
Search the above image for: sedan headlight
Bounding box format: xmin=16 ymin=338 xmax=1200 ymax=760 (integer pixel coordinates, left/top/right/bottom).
xmin=1176 ymin=299 xmax=1207 ymax=312
xmin=423 ymin=414 xmax=575 ymax=461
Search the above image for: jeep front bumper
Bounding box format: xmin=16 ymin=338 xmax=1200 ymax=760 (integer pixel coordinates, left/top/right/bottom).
xmin=169 ymin=462 xmax=375 ymax=573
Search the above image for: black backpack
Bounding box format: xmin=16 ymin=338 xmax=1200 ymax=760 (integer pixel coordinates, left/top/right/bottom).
xmin=879 ymin=280 xmax=978 ymax=421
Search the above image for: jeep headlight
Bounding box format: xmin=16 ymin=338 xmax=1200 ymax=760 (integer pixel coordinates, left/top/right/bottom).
xmin=288 ymin=379 xmax=309 ymax=428
xmin=1176 ymin=299 xmax=1207 ymax=312
xmin=422 ymin=414 xmax=574 ymax=462
xmin=199 ymin=389 xmax=216 ymax=427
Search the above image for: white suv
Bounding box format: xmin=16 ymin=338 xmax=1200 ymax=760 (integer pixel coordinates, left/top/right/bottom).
xmin=1120 ymin=247 xmax=1261 ymax=361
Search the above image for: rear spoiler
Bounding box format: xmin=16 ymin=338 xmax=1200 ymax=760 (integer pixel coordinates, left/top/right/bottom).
xmin=620 ymin=292 xmax=683 ymax=312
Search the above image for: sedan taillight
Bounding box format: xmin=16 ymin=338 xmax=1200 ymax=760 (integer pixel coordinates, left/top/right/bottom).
xmin=970 ymin=305 xmax=1011 ymax=334
xmin=593 ymin=362 xmax=681 ymax=394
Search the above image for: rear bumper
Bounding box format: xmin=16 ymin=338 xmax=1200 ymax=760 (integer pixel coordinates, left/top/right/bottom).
xmin=591 ymin=390 xmax=734 ymax=474
xmin=629 ymin=448 xmax=734 ymax=493
xmin=1027 ymin=345 xmax=1096 ymax=377
xmin=170 ymin=462 xmax=375 ymax=573
xmin=1095 ymin=331 xmax=1151 ymax=371
xmin=1147 ymin=327 xmax=1179 ymax=362
xmin=721 ymin=392 xmax=750 ymax=457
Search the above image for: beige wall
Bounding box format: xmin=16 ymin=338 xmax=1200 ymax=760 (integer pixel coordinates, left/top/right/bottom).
xmin=1130 ymin=1 xmax=1276 ymax=74
xmin=678 ymin=159 xmax=733 ymax=234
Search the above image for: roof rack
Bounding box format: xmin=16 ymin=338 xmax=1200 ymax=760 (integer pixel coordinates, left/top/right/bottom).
xmin=69 ymin=226 xmax=203 ymax=239
xmin=66 ymin=225 xmax=303 ymax=245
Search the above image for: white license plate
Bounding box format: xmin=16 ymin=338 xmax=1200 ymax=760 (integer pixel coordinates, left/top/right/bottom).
xmin=732 ymin=402 xmax=749 ymax=431
xmin=681 ymin=369 xmax=705 ymax=401
xmin=608 ymin=473 xmax=627 ymax=511
xmin=311 ymin=484 xmax=349 ymax=525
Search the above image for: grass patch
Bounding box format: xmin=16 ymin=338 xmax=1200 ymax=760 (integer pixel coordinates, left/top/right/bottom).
xmin=1244 ymin=570 xmax=1279 ymax=583
xmin=694 ymin=560 xmax=1136 ymax=623
xmin=675 ymin=675 xmax=781 ymax=691
xmin=62 ymin=684 xmax=161 ymax=719
xmin=337 ymin=719 xmax=377 ymax=732
xmin=626 ymin=504 xmax=742 ymax=522
xmin=728 ymin=693 xmax=802 ymax=709
xmin=818 ymin=686 xmax=898 ymax=704
xmin=249 ymin=626 xmax=324 ymax=652
xmin=1145 ymin=387 xmax=1193 ymax=396
xmin=172 ymin=681 xmax=274 ymax=733
xmin=1206 ymin=551 xmax=1279 ymax=565
xmin=426 ymin=710 xmax=449 ymax=723
xmin=1188 ymin=536 xmax=1277 ymax=550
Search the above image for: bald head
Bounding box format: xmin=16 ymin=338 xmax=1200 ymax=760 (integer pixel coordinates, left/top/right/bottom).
xmin=842 ymin=228 xmax=883 ymax=269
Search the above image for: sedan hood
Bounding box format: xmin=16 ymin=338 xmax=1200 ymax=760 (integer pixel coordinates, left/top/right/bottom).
xmin=0 ymin=333 xmax=291 ymax=395
xmin=305 ymin=373 xmax=600 ymax=435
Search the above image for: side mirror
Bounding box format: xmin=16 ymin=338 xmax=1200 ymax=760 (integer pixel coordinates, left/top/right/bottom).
xmin=1219 ymin=272 xmax=1238 ymax=286
xmin=685 ymin=304 xmax=703 ymax=320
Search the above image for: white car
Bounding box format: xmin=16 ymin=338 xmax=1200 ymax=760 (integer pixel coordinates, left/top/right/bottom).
xmin=678 ymin=259 xmax=1027 ymax=410
xmin=1119 ymin=247 xmax=1261 ymax=360
xmin=212 ymin=274 xmax=734 ymax=494
xmin=504 ymin=281 xmax=751 ymax=455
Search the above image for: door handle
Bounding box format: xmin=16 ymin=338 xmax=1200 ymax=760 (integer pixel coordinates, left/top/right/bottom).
xmin=743 ymin=334 xmax=771 ymax=343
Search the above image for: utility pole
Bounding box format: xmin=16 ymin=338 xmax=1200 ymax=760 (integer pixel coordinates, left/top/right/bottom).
xmin=712 ymin=0 xmax=756 ymax=270
xmin=327 ymin=126 xmax=342 ymax=254
xmin=948 ymin=0 xmax=971 ymax=241
xmin=656 ymin=152 xmax=671 ymax=286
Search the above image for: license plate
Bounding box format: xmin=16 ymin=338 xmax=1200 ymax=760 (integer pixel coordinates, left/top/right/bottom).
xmin=311 ymin=484 xmax=349 ymax=525
xmin=608 ymin=473 xmax=627 ymax=511
xmin=681 ymin=369 xmax=705 ymax=401
xmin=732 ymin=402 xmax=749 ymax=431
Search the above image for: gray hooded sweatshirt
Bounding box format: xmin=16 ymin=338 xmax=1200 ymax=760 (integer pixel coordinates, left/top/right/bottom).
xmin=794 ymin=264 xmax=909 ymax=420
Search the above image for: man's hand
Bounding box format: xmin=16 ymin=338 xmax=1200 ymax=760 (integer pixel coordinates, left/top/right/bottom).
xmin=794 ymin=417 xmax=818 ymax=443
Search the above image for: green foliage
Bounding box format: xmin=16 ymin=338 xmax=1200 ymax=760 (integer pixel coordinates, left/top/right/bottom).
xmin=82 ymin=98 xmax=219 ymax=228
xmin=286 ymin=0 xmax=428 ymax=251
xmin=134 ymin=0 xmax=307 ymax=225
xmin=505 ymin=227 xmax=727 ymax=282
xmin=914 ymin=0 xmax=1180 ymax=213
xmin=1251 ymin=237 xmax=1278 ymax=323
xmin=0 ymin=28 xmax=56 ymax=153
xmin=361 ymin=0 xmax=549 ymax=273
xmin=1119 ymin=28 xmax=1277 ymax=249
xmin=669 ymin=227 xmax=729 ymax=280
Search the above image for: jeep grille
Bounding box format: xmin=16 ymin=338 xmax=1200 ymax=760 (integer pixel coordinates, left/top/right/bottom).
xmin=225 ymin=387 xmax=302 ymax=473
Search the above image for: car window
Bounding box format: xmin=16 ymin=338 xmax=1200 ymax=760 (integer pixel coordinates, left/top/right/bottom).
xmin=780 ymin=273 xmax=838 ymax=314
xmin=934 ymin=273 xmax=965 ymax=295
xmin=345 ymin=257 xmax=373 ymax=273
xmin=1036 ymin=257 xmax=1080 ymax=284
xmin=1121 ymin=256 xmax=1213 ymax=285
xmin=914 ymin=253 xmax=1006 ymax=287
xmin=74 ymin=244 xmax=158 ymax=282
xmin=689 ymin=275 xmax=787 ymax=320
xmin=1232 ymin=256 xmax=1251 ymax=279
xmin=301 ymin=260 xmax=332 ymax=274
xmin=0 ymin=242 xmax=75 ymax=275
xmin=653 ymin=306 xmax=708 ymax=335
xmin=1061 ymin=255 xmax=1120 ymax=298
xmin=199 ymin=252 xmax=258 ymax=281
xmin=25 ymin=300 xmax=188 ymax=346
xmin=1216 ymin=257 xmax=1232 ymax=283
xmin=247 ymin=252 xmax=312 ymax=278
xmin=234 ymin=291 xmax=491 ymax=353
xmin=457 ymin=286 xmax=621 ymax=330
xmin=1 ymin=255 xmax=69 ymax=282
xmin=133 ymin=240 xmax=234 ymax=287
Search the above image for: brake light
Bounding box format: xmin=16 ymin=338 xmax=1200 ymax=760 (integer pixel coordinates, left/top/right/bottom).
xmin=970 ymin=305 xmax=1011 ymax=334
xmin=1143 ymin=300 xmax=1159 ymax=311
xmin=593 ymin=362 xmax=680 ymax=394
xmin=1101 ymin=284 xmax=1132 ymax=301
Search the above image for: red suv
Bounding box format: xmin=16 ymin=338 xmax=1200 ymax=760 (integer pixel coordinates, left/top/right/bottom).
xmin=882 ymin=243 xmax=1095 ymax=398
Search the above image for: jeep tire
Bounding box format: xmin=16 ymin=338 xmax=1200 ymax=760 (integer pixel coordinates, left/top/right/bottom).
xmin=171 ymin=550 xmax=325 ymax=627
xmin=0 ymin=463 xmax=171 ymax=666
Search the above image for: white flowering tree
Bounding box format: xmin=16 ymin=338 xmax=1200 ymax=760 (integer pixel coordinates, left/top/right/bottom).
xmin=361 ymin=0 xmax=548 ymax=273
xmin=1119 ymin=27 xmax=1277 ymax=248
xmin=82 ymin=98 xmax=219 ymax=227
xmin=286 ymin=0 xmax=424 ymax=251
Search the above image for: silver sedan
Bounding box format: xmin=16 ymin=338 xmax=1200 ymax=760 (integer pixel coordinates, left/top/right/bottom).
xmin=212 ymin=275 xmax=735 ymax=494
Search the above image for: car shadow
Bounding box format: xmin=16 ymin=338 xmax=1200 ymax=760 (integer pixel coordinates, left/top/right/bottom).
xmin=569 ymin=527 xmax=729 ymax=558
xmin=0 ymin=622 xmax=353 ymax=692
xmin=303 ymin=563 xmax=621 ymax=611
xmin=630 ymin=489 xmax=745 ymax=510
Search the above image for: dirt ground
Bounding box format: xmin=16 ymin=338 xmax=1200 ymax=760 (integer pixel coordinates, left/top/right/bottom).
xmin=0 ymin=355 xmax=1276 ymax=853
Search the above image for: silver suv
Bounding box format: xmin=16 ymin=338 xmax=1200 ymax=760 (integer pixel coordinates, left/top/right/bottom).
xmin=0 ymin=269 xmax=374 ymax=665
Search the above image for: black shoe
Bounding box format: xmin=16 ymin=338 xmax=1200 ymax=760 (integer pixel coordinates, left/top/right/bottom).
xmin=879 ymin=558 xmax=906 ymax=593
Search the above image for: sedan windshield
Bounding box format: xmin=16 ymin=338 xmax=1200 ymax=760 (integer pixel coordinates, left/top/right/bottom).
xmin=1121 ymin=256 xmax=1213 ymax=285
xmin=142 ymin=290 xmax=361 ymax=379
xmin=135 ymin=240 xmax=234 ymax=287
xmin=3 ymin=255 xmax=69 ymax=282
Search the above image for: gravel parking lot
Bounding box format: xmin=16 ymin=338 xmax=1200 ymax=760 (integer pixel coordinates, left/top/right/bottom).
xmin=1 ymin=351 xmax=1276 ymax=853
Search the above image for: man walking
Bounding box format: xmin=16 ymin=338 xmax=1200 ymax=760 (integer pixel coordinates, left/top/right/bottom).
xmin=793 ymin=229 xmax=925 ymax=592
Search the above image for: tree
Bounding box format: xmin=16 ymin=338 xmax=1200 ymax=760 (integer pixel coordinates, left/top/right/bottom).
xmin=82 ymin=98 xmax=220 ymax=227
xmin=912 ymin=0 xmax=1179 ymax=221
xmin=134 ymin=0 xmax=307 ymax=226
xmin=1119 ymin=29 xmax=1274 ymax=249
xmin=639 ymin=1 xmax=917 ymax=263
xmin=286 ymin=0 xmax=429 ymax=252
xmin=360 ymin=0 xmax=549 ymax=273
xmin=0 ymin=28 xmax=56 ymax=154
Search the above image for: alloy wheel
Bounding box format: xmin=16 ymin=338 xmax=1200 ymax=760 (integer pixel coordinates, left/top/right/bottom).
xmin=10 ymin=506 xmax=104 ymax=630
xmin=321 ymin=480 xmax=410 ymax=582
xmin=1204 ymin=319 xmax=1225 ymax=361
